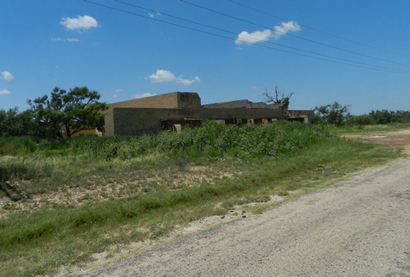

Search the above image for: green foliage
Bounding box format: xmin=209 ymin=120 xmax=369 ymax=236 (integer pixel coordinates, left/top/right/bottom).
xmin=346 ymin=110 xmax=410 ymax=126
xmin=345 ymin=114 xmax=375 ymax=126
xmin=0 ymin=108 xmax=36 ymax=136
xmin=0 ymin=137 xmax=400 ymax=277
xmin=28 ymin=87 xmax=107 ymax=138
xmin=0 ymin=121 xmax=402 ymax=277
xmin=0 ymin=122 xmax=328 ymax=161
xmin=0 ymin=158 xmax=52 ymax=182
xmin=313 ymin=102 xmax=350 ymax=126
xmin=313 ymin=103 xmax=410 ymax=127
xmin=0 ymin=139 xmax=397 ymax=250
xmin=0 ymin=122 xmax=331 ymax=194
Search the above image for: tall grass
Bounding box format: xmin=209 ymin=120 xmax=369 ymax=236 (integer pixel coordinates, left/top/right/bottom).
xmin=0 ymin=122 xmax=331 ymax=182
xmin=0 ymin=140 xmax=397 ymax=250
xmin=1 ymin=122 xmax=328 ymax=159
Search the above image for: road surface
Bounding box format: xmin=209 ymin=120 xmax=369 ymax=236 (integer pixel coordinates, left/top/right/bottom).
xmin=78 ymin=131 xmax=410 ymax=277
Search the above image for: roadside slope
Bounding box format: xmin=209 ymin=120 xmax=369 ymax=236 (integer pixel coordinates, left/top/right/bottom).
xmin=77 ymin=134 xmax=410 ymax=277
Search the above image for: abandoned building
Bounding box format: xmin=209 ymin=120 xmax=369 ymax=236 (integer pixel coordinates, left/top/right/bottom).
xmin=104 ymin=92 xmax=313 ymax=136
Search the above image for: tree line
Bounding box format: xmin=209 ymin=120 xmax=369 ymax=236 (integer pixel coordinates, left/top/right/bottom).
xmin=263 ymin=87 xmax=410 ymax=126
xmin=1 ymin=87 xmax=409 ymax=138
xmin=313 ymin=102 xmax=410 ymax=126
xmin=0 ymin=87 xmax=107 ymax=138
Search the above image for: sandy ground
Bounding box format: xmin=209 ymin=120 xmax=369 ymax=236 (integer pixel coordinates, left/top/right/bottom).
xmin=62 ymin=130 xmax=410 ymax=277
xmin=0 ymin=165 xmax=237 ymax=219
xmin=344 ymin=129 xmax=410 ymax=151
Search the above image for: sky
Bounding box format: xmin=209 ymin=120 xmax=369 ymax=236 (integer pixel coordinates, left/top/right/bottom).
xmin=1 ymin=0 xmax=410 ymax=114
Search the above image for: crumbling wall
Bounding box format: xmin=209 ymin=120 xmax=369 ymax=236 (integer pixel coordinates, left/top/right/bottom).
xmin=200 ymin=107 xmax=285 ymax=121
xmin=112 ymin=108 xmax=200 ymax=136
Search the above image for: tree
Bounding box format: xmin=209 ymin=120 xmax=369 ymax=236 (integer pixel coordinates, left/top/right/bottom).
xmin=314 ymin=102 xmax=350 ymax=126
xmin=28 ymin=87 xmax=107 ymax=138
xmin=263 ymin=86 xmax=294 ymax=110
xmin=0 ymin=108 xmax=35 ymax=136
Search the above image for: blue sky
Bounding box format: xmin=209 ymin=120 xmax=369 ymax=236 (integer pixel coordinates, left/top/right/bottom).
xmin=1 ymin=0 xmax=409 ymax=114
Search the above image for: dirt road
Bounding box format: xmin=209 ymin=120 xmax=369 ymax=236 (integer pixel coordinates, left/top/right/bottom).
xmin=78 ymin=130 xmax=410 ymax=277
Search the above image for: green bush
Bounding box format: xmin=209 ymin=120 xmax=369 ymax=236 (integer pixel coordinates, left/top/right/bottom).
xmin=345 ymin=115 xmax=375 ymax=126
xmin=347 ymin=110 xmax=410 ymax=126
xmin=0 ymin=122 xmax=332 ymax=182
xmin=0 ymin=122 xmax=329 ymax=159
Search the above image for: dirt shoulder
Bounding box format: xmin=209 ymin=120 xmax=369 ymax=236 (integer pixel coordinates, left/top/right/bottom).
xmin=344 ymin=129 xmax=410 ymax=151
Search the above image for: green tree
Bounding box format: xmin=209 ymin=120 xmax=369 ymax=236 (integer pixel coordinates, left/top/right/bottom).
xmin=314 ymin=102 xmax=350 ymax=126
xmin=0 ymin=108 xmax=35 ymax=136
xmin=28 ymin=87 xmax=107 ymax=138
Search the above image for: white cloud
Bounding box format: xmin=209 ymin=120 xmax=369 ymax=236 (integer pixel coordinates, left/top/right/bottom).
xmin=177 ymin=76 xmax=201 ymax=86
xmin=0 ymin=89 xmax=11 ymax=96
xmin=135 ymin=92 xmax=156 ymax=99
xmin=147 ymin=69 xmax=177 ymax=83
xmin=273 ymin=21 xmax=301 ymax=39
xmin=60 ymin=15 xmax=98 ymax=31
xmin=235 ymin=20 xmax=301 ymax=45
xmin=235 ymin=29 xmax=273 ymax=45
xmin=52 ymin=37 xmax=80 ymax=43
xmin=1 ymin=71 xmax=14 ymax=81
xmin=146 ymin=69 xmax=200 ymax=86
xmin=112 ymin=94 xmax=119 ymax=99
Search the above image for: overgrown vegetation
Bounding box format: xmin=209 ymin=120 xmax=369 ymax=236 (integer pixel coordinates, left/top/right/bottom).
xmin=313 ymin=101 xmax=410 ymax=127
xmin=313 ymin=102 xmax=350 ymax=126
xmin=346 ymin=110 xmax=410 ymax=126
xmin=0 ymin=122 xmax=401 ymax=276
xmin=0 ymin=86 xmax=107 ymax=138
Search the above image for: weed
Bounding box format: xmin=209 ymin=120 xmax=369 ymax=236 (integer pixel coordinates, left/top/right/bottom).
xmin=0 ymin=122 xmax=402 ymax=276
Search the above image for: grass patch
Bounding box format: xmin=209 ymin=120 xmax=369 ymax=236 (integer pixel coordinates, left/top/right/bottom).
xmin=329 ymin=123 xmax=410 ymax=135
xmin=0 ymin=122 xmax=402 ymax=276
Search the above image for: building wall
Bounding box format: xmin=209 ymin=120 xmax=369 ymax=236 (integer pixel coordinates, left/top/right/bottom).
xmin=287 ymin=110 xmax=315 ymax=123
xmin=109 ymin=106 xmax=285 ymax=136
xmin=105 ymin=92 xmax=200 ymax=136
xmin=200 ymin=107 xmax=285 ymax=120
xmin=112 ymin=108 xmax=200 ymax=136
xmin=104 ymin=92 xmax=306 ymax=136
xmin=203 ymin=100 xmax=281 ymax=110
xmin=177 ymin=93 xmax=201 ymax=110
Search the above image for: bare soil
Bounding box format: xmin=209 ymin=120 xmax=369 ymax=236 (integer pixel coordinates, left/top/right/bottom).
xmin=0 ymin=165 xmax=238 ymax=219
xmin=344 ymin=129 xmax=410 ymax=151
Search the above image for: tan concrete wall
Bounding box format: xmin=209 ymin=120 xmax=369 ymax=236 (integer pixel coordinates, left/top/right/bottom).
xmin=105 ymin=92 xmax=200 ymax=136
xmin=112 ymin=108 xmax=200 ymax=136
xmin=287 ymin=110 xmax=315 ymax=123
xmin=200 ymin=107 xmax=285 ymax=120
xmin=109 ymin=92 xmax=200 ymax=109
xmin=177 ymin=93 xmax=201 ymax=110
xmin=105 ymin=92 xmax=289 ymax=136
xmin=108 ymin=107 xmax=285 ymax=136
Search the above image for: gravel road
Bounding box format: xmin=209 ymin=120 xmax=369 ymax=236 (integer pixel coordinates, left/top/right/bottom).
xmin=78 ymin=132 xmax=410 ymax=277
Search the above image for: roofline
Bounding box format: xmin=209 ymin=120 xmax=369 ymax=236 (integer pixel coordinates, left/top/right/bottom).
xmin=109 ymin=91 xmax=198 ymax=106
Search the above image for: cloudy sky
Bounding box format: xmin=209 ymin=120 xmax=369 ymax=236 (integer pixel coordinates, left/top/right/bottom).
xmin=1 ymin=0 xmax=410 ymax=113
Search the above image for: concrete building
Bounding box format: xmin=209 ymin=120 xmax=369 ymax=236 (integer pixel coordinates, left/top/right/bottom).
xmin=105 ymin=92 xmax=311 ymax=136
xmin=287 ymin=110 xmax=315 ymax=123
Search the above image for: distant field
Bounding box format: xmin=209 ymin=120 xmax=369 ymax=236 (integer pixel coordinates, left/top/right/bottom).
xmin=329 ymin=123 xmax=410 ymax=135
xmin=0 ymin=122 xmax=402 ymax=277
